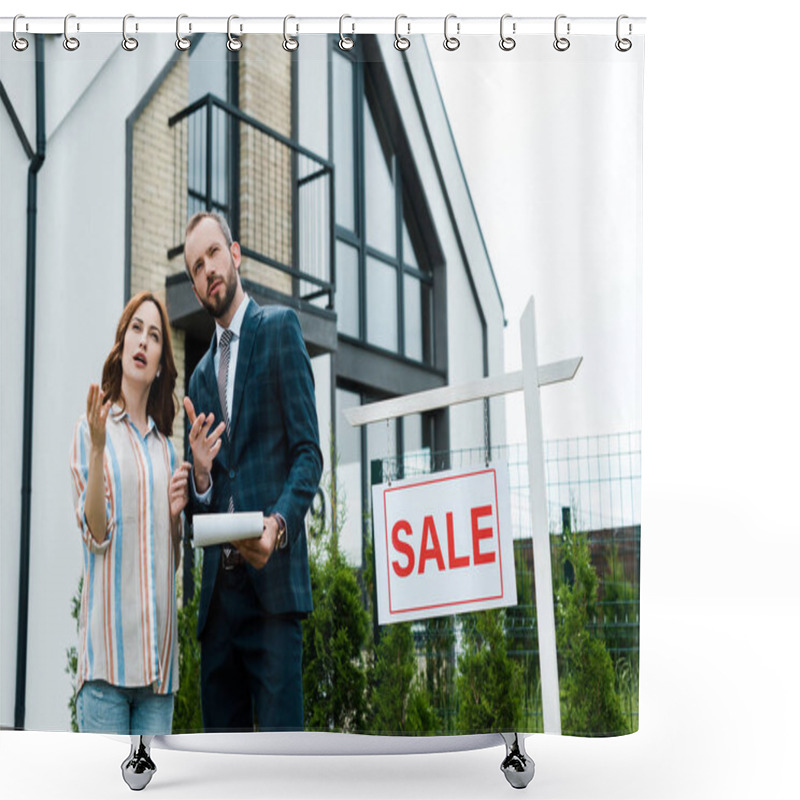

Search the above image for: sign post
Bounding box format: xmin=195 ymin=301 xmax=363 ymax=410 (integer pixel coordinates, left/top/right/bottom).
xmin=343 ymin=296 xmax=579 ymax=735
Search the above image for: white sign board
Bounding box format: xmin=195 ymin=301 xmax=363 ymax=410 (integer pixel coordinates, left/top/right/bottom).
xmin=371 ymin=462 xmax=516 ymax=625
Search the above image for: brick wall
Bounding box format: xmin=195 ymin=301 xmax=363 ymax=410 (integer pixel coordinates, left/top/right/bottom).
xmin=238 ymin=34 xmax=293 ymax=295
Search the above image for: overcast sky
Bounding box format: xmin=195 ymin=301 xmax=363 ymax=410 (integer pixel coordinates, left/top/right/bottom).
xmin=427 ymin=35 xmax=643 ymax=442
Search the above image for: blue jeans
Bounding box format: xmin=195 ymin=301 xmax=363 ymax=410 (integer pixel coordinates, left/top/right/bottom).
xmin=77 ymin=680 xmax=174 ymax=734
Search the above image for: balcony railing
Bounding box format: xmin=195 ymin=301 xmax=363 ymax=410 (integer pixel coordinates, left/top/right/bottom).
xmin=169 ymin=94 xmax=334 ymax=308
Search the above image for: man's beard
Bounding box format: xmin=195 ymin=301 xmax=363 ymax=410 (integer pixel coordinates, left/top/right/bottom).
xmin=201 ymin=264 xmax=237 ymax=320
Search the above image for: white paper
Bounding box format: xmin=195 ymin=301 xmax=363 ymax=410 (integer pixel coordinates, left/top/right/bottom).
xmin=192 ymin=512 xmax=264 ymax=548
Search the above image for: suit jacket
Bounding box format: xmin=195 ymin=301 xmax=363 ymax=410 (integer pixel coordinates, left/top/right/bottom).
xmin=188 ymin=301 xmax=323 ymax=636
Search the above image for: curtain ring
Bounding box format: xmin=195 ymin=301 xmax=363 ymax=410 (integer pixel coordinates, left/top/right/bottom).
xmin=121 ymin=14 xmax=139 ymax=51
xmin=443 ymin=14 xmax=460 ymax=51
xmin=338 ymin=14 xmax=355 ymax=51
xmin=553 ymin=14 xmax=570 ymax=52
xmin=499 ymin=13 xmax=516 ymax=51
xmin=394 ymin=15 xmax=410 ymax=51
xmin=175 ymin=14 xmax=191 ymax=51
xmin=283 ymin=15 xmax=299 ymax=51
xmin=63 ymin=13 xmax=80 ymax=51
xmin=615 ymin=15 xmax=632 ymax=52
xmin=227 ymin=15 xmax=242 ymax=51
xmin=12 ymin=15 xmax=29 ymax=52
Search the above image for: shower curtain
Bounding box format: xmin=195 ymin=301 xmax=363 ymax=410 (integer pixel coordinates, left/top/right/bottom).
xmin=0 ymin=15 xmax=643 ymax=783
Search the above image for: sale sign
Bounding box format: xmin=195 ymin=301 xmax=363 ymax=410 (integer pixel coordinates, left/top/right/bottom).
xmin=371 ymin=462 xmax=517 ymax=625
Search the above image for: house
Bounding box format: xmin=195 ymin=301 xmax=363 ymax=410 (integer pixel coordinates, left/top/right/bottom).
xmin=0 ymin=32 xmax=505 ymax=731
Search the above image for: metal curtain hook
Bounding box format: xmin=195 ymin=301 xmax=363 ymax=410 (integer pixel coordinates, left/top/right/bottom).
xmin=339 ymin=14 xmax=355 ymax=51
xmin=283 ymin=15 xmax=299 ymax=51
xmin=553 ymin=14 xmax=570 ymax=52
xmin=63 ymin=13 xmax=80 ymax=51
xmin=122 ymin=14 xmax=139 ymax=51
xmin=176 ymin=14 xmax=191 ymax=51
xmin=615 ymin=14 xmax=632 ymax=51
xmin=443 ymin=14 xmax=460 ymax=51
xmin=227 ymin=15 xmax=242 ymax=51
xmin=499 ymin=13 xmax=516 ymax=51
xmin=12 ymin=15 xmax=29 ymax=52
xmin=394 ymin=15 xmax=410 ymax=51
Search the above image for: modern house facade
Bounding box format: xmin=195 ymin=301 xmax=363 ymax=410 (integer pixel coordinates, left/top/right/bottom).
xmin=1 ymin=33 xmax=505 ymax=731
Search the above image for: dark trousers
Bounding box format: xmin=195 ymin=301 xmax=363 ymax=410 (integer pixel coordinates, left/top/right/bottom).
xmin=200 ymin=563 xmax=304 ymax=732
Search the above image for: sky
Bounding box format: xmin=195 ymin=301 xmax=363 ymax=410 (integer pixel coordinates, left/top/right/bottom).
xmin=428 ymin=35 xmax=642 ymax=443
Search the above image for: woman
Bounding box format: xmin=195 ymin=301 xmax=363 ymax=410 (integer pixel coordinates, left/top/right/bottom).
xmin=69 ymin=291 xmax=190 ymax=737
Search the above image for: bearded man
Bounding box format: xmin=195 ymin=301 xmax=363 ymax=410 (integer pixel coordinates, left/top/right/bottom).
xmin=182 ymin=211 xmax=321 ymax=732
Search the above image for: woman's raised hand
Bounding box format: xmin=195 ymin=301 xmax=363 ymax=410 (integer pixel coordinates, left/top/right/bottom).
xmin=86 ymin=383 xmax=112 ymax=452
xmin=169 ymin=461 xmax=192 ymax=521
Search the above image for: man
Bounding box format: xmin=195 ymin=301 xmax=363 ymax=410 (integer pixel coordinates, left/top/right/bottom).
xmin=182 ymin=211 xmax=322 ymax=732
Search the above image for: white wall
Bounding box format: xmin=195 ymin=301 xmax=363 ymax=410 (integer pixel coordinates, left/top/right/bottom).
xmin=0 ymin=37 xmax=37 ymax=730
xmin=1 ymin=33 xmax=179 ymax=730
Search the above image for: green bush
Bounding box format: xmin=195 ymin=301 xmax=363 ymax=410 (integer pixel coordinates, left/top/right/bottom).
xmin=456 ymin=609 xmax=523 ymax=732
xmin=173 ymin=552 xmax=203 ymax=733
xmin=367 ymin=622 xmax=435 ymax=734
xmin=65 ymin=576 xmax=82 ymax=732
xmin=555 ymin=529 xmax=628 ymax=736
xmin=302 ymin=463 xmax=371 ymax=732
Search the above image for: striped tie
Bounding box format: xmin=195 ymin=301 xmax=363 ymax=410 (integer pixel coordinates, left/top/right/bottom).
xmin=217 ymin=330 xmax=235 ymax=565
xmin=217 ymin=328 xmax=233 ymax=429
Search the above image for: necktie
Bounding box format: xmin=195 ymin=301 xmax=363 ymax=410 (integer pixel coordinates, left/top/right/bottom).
xmin=217 ymin=330 xmax=236 ymax=563
xmin=217 ymin=328 xmax=233 ymax=428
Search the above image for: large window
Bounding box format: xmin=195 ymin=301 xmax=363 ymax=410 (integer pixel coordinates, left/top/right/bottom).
xmin=331 ymin=41 xmax=434 ymax=365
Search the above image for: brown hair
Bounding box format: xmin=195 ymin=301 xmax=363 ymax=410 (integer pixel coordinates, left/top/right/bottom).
xmin=101 ymin=292 xmax=178 ymax=436
xmin=183 ymin=211 xmax=234 ymax=281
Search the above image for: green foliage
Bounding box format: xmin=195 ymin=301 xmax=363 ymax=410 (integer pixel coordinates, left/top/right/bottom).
xmin=505 ymin=542 xmax=541 ymax=731
xmin=302 ymin=463 xmax=371 ymax=732
xmin=421 ymin=615 xmax=456 ymax=733
xmin=173 ymin=552 xmax=204 ymax=733
xmin=65 ymin=576 xmax=82 ymax=732
xmin=456 ymin=609 xmax=523 ymax=732
xmin=367 ymin=622 xmax=435 ymax=734
xmin=555 ymin=529 xmax=629 ymax=736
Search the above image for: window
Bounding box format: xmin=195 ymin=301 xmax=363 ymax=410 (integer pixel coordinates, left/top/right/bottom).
xmin=330 ymin=40 xmax=434 ymax=365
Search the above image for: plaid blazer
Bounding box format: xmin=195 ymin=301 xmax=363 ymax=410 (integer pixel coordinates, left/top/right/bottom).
xmin=187 ymin=301 xmax=322 ymax=635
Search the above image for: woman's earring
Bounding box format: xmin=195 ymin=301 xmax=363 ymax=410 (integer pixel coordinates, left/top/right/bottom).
xmin=156 ymin=369 xmax=161 ymax=378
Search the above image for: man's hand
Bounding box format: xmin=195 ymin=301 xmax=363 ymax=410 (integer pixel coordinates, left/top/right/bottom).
xmin=184 ymin=397 xmax=225 ymax=493
xmin=233 ymin=515 xmax=280 ymax=570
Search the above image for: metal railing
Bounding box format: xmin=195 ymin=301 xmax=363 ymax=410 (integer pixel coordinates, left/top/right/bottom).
xmin=169 ymin=94 xmax=335 ymax=307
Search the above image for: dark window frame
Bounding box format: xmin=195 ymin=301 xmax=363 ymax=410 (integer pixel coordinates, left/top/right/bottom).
xmin=329 ymin=36 xmax=435 ymax=366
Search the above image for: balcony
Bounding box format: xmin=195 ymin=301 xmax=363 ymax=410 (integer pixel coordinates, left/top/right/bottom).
xmin=165 ymin=94 xmax=337 ymax=355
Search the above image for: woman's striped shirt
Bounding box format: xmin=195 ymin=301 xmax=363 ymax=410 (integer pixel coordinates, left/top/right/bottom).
xmin=69 ymin=406 xmax=180 ymax=696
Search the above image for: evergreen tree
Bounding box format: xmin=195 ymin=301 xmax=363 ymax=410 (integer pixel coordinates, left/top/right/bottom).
xmin=555 ymin=529 xmax=628 ymax=736
xmin=504 ymin=541 xmax=541 ymax=731
xmin=422 ymin=615 xmax=456 ymax=733
xmin=456 ymin=609 xmax=523 ymax=732
xmin=173 ymin=553 xmax=203 ymax=732
xmin=368 ymin=622 xmax=435 ymax=734
xmin=302 ymin=456 xmax=371 ymax=732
